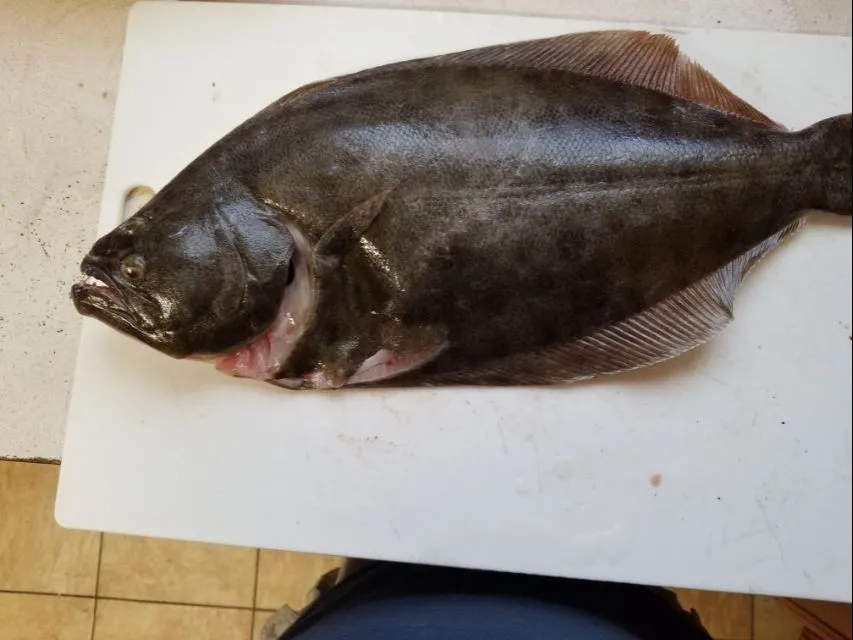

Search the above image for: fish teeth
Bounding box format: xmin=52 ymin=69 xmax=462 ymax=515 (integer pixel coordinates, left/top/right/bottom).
xmin=84 ymin=275 xmax=110 ymax=289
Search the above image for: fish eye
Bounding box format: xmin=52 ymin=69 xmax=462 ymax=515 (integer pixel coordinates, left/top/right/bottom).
xmin=120 ymin=254 xmax=146 ymax=282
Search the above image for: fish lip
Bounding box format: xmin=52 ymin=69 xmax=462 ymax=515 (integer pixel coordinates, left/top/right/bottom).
xmin=71 ymin=262 xmax=140 ymax=330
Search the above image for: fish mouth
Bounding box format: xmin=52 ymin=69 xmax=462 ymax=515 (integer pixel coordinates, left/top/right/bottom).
xmin=70 ymin=263 xmax=142 ymax=337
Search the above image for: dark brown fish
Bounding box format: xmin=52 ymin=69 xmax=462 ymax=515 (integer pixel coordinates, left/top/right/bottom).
xmin=71 ymin=30 xmax=852 ymax=390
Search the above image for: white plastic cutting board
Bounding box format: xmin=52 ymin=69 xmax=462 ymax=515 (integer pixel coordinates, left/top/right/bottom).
xmin=57 ymin=1 xmax=852 ymax=601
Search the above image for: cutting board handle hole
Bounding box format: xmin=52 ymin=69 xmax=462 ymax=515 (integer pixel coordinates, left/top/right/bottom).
xmin=122 ymin=185 xmax=155 ymax=221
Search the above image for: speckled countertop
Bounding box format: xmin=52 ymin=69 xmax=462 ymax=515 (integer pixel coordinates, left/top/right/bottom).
xmin=1 ymin=0 xmax=850 ymax=459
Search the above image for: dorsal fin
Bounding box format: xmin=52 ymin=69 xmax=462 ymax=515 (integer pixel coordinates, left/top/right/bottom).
xmin=400 ymin=30 xmax=782 ymax=129
xmin=273 ymin=31 xmax=781 ymax=128
xmin=273 ymin=77 xmax=341 ymax=109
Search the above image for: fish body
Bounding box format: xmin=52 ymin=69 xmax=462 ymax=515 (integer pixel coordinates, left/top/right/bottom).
xmin=71 ymin=30 xmax=852 ymax=390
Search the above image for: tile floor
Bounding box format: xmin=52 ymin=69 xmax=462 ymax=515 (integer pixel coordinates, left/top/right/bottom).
xmin=0 ymin=459 xmax=813 ymax=639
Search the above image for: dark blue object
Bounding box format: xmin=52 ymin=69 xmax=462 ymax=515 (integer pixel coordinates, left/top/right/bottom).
xmin=279 ymin=562 xmax=712 ymax=639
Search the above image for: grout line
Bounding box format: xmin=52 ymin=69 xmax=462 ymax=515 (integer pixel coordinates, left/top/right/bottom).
xmin=0 ymin=589 xmax=94 ymax=600
xmin=750 ymin=594 xmax=756 ymax=640
xmin=0 ymin=588 xmax=257 ymax=612
xmin=95 ymin=532 xmax=105 ymax=597
xmin=96 ymin=595 xmax=258 ymax=611
xmin=252 ymin=549 xmax=261 ymax=609
xmin=90 ymin=532 xmax=104 ymax=640
xmin=250 ymin=549 xmax=261 ymax=640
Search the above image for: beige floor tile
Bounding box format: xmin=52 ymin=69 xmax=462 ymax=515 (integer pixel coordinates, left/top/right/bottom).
xmin=94 ymin=599 xmax=251 ymax=640
xmin=256 ymin=550 xmax=342 ymax=611
xmin=672 ymin=588 xmax=753 ymax=640
xmin=0 ymin=592 xmax=94 ymax=640
xmin=0 ymin=461 xmax=100 ymax=594
xmin=253 ymin=611 xmax=273 ymax=640
xmin=253 ymin=612 xmax=265 ymax=640
xmin=98 ymin=534 xmax=256 ymax=607
xmin=753 ymin=596 xmax=805 ymax=640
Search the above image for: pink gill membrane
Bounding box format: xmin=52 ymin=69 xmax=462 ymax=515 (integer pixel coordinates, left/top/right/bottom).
xmin=213 ymin=230 xmax=313 ymax=381
xmin=213 ymin=309 xmax=299 ymax=379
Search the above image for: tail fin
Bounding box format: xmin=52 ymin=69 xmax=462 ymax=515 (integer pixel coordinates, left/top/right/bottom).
xmin=804 ymin=113 xmax=851 ymax=215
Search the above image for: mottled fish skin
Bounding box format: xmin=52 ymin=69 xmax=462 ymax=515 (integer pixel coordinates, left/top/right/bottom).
xmin=230 ymin=70 xmax=847 ymax=385
xmin=71 ymin=30 xmax=852 ymax=388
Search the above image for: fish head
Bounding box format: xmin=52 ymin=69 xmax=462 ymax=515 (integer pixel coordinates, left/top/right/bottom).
xmin=70 ymin=189 xmax=295 ymax=362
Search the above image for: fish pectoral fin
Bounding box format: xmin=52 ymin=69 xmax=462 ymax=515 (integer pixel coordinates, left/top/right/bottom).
xmin=266 ymin=377 xmax=308 ymax=390
xmin=431 ymin=219 xmax=803 ymax=386
xmin=313 ymin=189 xmax=393 ymax=273
xmin=417 ymin=30 xmax=782 ymax=129
xmin=347 ymin=335 xmax=448 ymax=386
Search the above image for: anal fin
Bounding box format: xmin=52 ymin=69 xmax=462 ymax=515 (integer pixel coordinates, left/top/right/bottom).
xmin=430 ymin=219 xmax=804 ymax=386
